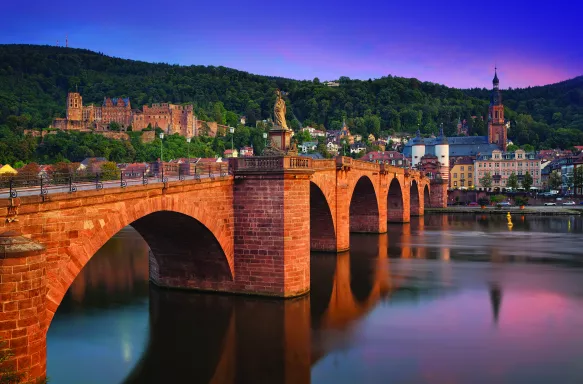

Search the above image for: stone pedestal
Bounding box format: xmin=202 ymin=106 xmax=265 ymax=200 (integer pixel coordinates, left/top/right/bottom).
xmin=0 ymin=231 xmax=47 ymax=383
xmin=268 ymin=127 xmax=292 ymax=152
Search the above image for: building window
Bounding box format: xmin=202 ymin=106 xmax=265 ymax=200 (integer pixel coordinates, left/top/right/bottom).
xmin=468 ymin=173 xmax=472 ymax=178
xmin=454 ymin=181 xmax=457 ymax=187
xmin=469 ymin=166 xmax=473 ymax=171
xmin=454 ymin=173 xmax=458 ymax=178
xmin=469 ymin=181 xmax=473 ymax=186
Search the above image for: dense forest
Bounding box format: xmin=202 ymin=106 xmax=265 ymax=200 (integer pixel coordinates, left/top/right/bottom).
xmin=0 ymin=44 xmax=582 ymax=165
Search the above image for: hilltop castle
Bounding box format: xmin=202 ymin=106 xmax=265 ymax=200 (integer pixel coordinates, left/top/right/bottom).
xmin=52 ymin=92 xmax=199 ymax=137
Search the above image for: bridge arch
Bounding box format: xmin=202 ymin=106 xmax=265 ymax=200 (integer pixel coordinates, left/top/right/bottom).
xmin=310 ymin=182 xmax=337 ymax=252
xmin=349 ymin=176 xmax=380 ymax=233
xmin=387 ymin=177 xmax=405 ymax=222
xmin=410 ymin=180 xmax=422 ymax=216
xmin=46 ymin=203 xmax=234 ymax=326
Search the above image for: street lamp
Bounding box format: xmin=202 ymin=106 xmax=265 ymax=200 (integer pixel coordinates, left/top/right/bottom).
xmin=159 ymin=133 xmax=164 ymax=162
xmin=186 ymin=137 xmax=191 ymax=162
xmin=229 ymin=127 xmax=235 ymax=152
xmin=263 ymin=132 xmax=268 ymax=149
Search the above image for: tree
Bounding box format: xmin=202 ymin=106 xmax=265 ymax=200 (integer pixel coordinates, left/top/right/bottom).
xmin=480 ymin=172 xmax=492 ymax=188
xmin=109 ymin=122 xmax=121 ymax=131
xmin=294 ymin=129 xmax=312 ymax=144
xmin=507 ymin=172 xmax=519 ymax=189
xmin=573 ymin=166 xmax=583 ymax=196
xmin=0 ymin=338 xmax=24 ymax=384
xmin=506 ymin=144 xmax=519 ymax=152
xmin=100 ymin=161 xmax=120 ymax=180
xmin=548 ymin=170 xmax=562 ymax=191
xmin=521 ymin=171 xmax=533 ymax=191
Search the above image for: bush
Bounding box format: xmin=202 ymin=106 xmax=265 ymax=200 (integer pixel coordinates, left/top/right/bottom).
xmin=477 ymin=197 xmax=490 ymax=207
xmin=515 ymin=196 xmax=529 ymax=206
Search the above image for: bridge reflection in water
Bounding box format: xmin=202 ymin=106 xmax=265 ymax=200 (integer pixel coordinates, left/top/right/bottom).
xmin=48 ymin=214 xmax=583 ymax=383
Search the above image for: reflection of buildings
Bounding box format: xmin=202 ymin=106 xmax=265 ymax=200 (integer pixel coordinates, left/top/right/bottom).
xmin=489 ymin=284 xmax=503 ymax=325
xmin=65 ymin=228 xmax=150 ymax=309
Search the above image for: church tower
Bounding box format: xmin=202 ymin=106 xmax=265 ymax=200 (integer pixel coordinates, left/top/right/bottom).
xmin=487 ymin=68 xmax=507 ymax=151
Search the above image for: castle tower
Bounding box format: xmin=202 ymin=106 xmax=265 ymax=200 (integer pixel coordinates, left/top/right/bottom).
xmin=411 ymin=129 xmax=425 ymax=169
xmin=488 ymin=68 xmax=507 ymax=151
xmin=434 ymin=124 xmax=449 ymax=180
xmin=66 ymin=92 xmax=83 ymax=121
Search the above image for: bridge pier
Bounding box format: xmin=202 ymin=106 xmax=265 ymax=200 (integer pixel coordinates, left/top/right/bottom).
xmin=232 ymin=157 xmax=313 ymax=298
xmin=0 ymin=231 xmax=47 ymax=382
xmin=430 ymin=179 xmax=448 ymax=208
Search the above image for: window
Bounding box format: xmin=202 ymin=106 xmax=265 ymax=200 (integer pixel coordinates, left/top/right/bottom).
xmin=454 ymin=181 xmax=458 ymax=187
xmin=461 ymin=166 xmax=465 ymax=171
xmin=461 ymin=181 xmax=465 ymax=186
xmin=469 ymin=181 xmax=473 ymax=186
xmin=454 ymin=173 xmax=458 ymax=178
xmin=468 ymin=173 xmax=472 ymax=178
xmin=518 ymin=171 xmax=523 ymax=176
xmin=469 ymin=166 xmax=473 ymax=171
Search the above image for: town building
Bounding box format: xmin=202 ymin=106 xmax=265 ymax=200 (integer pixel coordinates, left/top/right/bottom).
xmin=326 ymin=141 xmax=339 ymax=155
xmin=474 ymin=149 xmax=544 ymax=190
xmin=449 ymin=157 xmax=474 ymax=189
xmin=299 ymin=141 xmax=318 ymax=153
xmin=223 ymin=149 xmax=239 ymax=158
xmin=350 ymin=142 xmax=366 ymax=154
xmin=403 ymin=70 xmax=506 ymax=159
xmin=239 ymin=146 xmax=254 ymax=157
xmin=364 ymin=151 xmax=410 ymax=167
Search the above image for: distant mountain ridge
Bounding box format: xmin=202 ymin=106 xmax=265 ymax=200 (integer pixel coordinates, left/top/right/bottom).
xmin=0 ymin=44 xmax=582 ymax=148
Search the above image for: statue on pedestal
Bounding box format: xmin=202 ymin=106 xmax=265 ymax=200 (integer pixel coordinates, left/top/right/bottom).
xmin=273 ymin=89 xmax=289 ymax=130
xmin=262 ymin=89 xmax=298 ymax=156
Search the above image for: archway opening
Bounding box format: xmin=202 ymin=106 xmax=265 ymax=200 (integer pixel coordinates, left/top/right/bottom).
xmin=47 ymin=211 xmax=232 ymax=383
xmin=132 ymin=211 xmax=233 ymax=287
xmin=310 ymin=182 xmax=337 ymax=252
xmin=410 ymin=180 xmax=421 ymax=216
xmin=349 ymin=177 xmax=379 ymax=233
xmin=424 ymin=185 xmax=431 ymax=208
xmin=387 ymin=178 xmax=404 ymax=222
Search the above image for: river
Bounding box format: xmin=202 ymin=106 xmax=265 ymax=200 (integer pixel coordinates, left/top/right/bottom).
xmin=47 ymin=214 xmax=583 ymax=383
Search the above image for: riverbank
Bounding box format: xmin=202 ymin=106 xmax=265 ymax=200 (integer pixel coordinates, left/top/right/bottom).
xmin=426 ymin=206 xmax=583 ymax=215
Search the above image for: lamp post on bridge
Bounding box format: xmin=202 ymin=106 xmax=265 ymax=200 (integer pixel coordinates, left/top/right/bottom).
xmin=186 ymin=137 xmax=191 ymax=162
xmin=159 ymin=133 xmax=164 ymax=163
xmin=263 ymin=132 xmax=268 ymax=152
xmin=229 ymin=126 xmax=235 ymax=153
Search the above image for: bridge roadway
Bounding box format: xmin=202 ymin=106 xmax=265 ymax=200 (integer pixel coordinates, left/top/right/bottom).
xmin=0 ymin=155 xmax=447 ymax=382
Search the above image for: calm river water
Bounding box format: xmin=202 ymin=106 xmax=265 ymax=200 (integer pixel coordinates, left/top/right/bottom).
xmin=47 ymin=214 xmax=583 ymax=384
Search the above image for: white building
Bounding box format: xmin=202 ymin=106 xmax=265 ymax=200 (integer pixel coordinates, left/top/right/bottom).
xmin=350 ymin=142 xmax=366 ymax=154
xmin=299 ymin=141 xmax=318 ymax=153
xmin=326 ymin=141 xmax=339 ymax=154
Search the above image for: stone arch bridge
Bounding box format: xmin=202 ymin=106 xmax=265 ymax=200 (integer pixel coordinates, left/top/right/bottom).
xmin=0 ymin=155 xmax=446 ymax=381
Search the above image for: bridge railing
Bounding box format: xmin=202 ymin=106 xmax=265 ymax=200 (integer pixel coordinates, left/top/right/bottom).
xmin=0 ymin=163 xmax=231 ymax=199
xmin=231 ymin=156 xmax=313 ymax=172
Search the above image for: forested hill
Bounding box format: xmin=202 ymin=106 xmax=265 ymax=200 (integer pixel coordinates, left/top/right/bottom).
xmin=1 ymin=44 xmax=582 ymax=149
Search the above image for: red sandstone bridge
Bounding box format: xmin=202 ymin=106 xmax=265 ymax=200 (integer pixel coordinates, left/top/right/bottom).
xmin=0 ymin=155 xmax=446 ymax=381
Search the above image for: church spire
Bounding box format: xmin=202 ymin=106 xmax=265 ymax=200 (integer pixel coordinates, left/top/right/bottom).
xmin=493 ymin=66 xmax=499 ymax=89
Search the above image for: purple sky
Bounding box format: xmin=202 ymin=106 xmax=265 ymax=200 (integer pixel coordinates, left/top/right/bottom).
xmin=2 ymin=0 xmax=582 ymax=88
